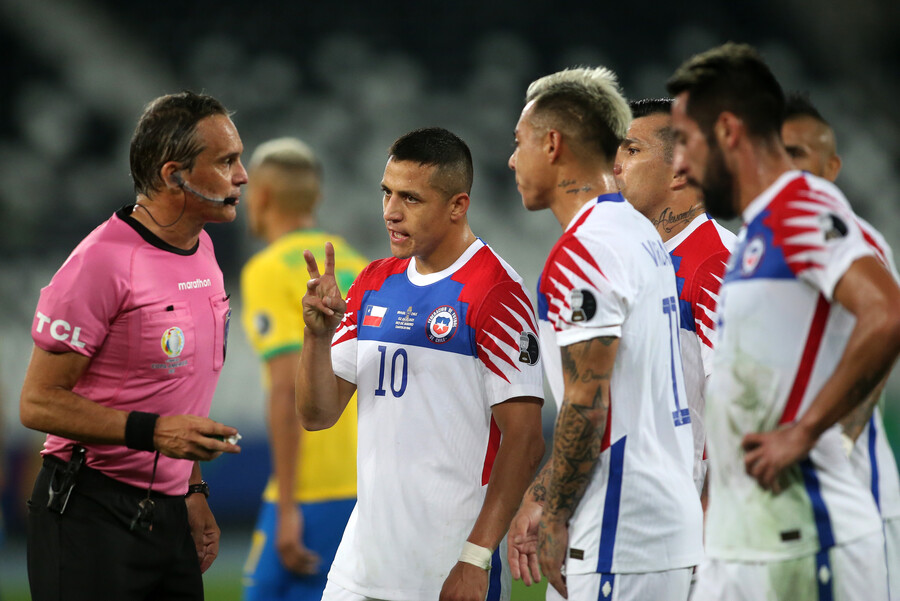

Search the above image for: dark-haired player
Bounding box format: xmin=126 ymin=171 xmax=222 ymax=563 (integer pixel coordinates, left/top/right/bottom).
xmin=782 ymin=92 xmax=900 ymax=601
xmin=668 ymin=43 xmax=900 ymax=601
xmin=296 ymin=127 xmax=545 ymax=601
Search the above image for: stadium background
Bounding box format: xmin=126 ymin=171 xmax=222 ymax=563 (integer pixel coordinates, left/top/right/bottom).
xmin=0 ymin=0 xmax=898 ymax=598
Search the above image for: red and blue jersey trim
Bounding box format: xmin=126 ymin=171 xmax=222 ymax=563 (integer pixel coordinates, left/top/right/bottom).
xmin=669 ymin=219 xmax=730 ymax=348
xmin=596 ymin=436 xmax=626 ymax=573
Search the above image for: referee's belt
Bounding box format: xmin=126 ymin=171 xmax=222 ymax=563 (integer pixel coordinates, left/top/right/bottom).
xmin=42 ymin=453 xmax=179 ymax=500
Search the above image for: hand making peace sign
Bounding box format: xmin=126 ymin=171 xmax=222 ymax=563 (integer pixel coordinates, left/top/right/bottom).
xmin=302 ymin=242 xmax=348 ymax=337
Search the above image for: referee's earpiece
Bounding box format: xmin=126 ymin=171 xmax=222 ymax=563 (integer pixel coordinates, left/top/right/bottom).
xmin=169 ymin=172 xmax=184 ymax=189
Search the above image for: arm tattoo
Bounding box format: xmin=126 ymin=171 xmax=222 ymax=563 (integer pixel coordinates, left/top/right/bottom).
xmin=545 ymin=338 xmax=615 ymax=519
xmin=528 ymin=460 xmax=552 ymax=504
xmin=840 ymin=374 xmax=887 ymax=441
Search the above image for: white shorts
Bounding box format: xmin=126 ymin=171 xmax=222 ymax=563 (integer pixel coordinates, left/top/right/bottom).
xmin=321 ymin=578 xmax=383 ymax=601
xmin=546 ymin=568 xmax=692 ymax=601
xmin=320 ymin=556 xmax=512 ymax=601
xmin=885 ymin=517 xmax=900 ymax=601
xmin=692 ymin=531 xmax=888 ymax=601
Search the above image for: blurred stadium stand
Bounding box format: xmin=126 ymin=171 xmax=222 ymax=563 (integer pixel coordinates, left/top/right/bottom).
xmin=0 ymin=0 xmax=898 ymax=543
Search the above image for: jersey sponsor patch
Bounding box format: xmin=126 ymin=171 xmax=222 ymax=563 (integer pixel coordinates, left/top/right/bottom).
xmin=363 ymin=305 xmax=387 ymax=327
xmin=34 ymin=311 xmax=87 ymax=348
xmin=518 ymin=331 xmax=539 ymax=365
xmin=570 ymin=289 xmax=597 ymax=322
xmin=426 ymin=305 xmax=458 ymax=343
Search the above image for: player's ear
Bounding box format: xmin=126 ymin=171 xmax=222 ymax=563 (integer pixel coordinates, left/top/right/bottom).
xmin=715 ymin=112 xmax=743 ymax=150
xmin=825 ymin=154 xmax=842 ymax=182
xmin=448 ymin=192 xmax=470 ymax=221
xmin=546 ymin=129 xmax=563 ymax=164
xmin=671 ymin=170 xmax=689 ymax=191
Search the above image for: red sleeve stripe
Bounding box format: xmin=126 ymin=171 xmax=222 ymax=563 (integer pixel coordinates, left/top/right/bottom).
xmin=332 ymin=322 xmax=358 ymax=346
xmin=479 ymin=331 xmax=518 ymax=372
xmin=478 ymin=345 xmax=512 ymax=383
xmin=767 ymin=185 xmax=847 ymax=276
xmin=481 ymin=416 xmax=502 ymax=485
xmin=600 ymin=389 xmax=613 ymax=452
xmin=778 ymin=294 xmax=831 ymax=425
xmin=486 ymin=300 xmax=537 ymax=344
xmin=858 ymin=224 xmax=890 ymax=270
xmin=507 ymin=288 xmax=539 ymax=333
xmin=560 ymin=245 xmax=607 ymax=287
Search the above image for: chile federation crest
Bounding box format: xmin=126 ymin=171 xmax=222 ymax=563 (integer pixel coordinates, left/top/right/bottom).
xmin=426 ymin=305 xmax=458 ymax=344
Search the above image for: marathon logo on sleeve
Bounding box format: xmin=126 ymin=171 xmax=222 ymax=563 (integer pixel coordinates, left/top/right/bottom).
xmin=34 ymin=312 xmax=86 ymax=348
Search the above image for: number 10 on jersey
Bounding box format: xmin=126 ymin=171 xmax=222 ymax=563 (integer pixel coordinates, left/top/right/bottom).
xmin=375 ymin=345 xmax=409 ymax=398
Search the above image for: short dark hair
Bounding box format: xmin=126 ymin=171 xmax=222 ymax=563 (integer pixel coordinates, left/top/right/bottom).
xmin=666 ymin=43 xmax=785 ymax=141
xmin=783 ymin=92 xmax=828 ymax=125
xmin=629 ymin=98 xmax=672 ymax=119
xmin=629 ymin=98 xmax=676 ymax=163
xmin=129 ymin=91 xmax=231 ymax=196
xmin=525 ymin=67 xmax=631 ymax=162
xmin=389 ymin=127 xmax=474 ymax=195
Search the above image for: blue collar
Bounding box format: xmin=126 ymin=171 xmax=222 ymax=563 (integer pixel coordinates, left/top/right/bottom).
xmin=596 ymin=192 xmax=625 ymax=204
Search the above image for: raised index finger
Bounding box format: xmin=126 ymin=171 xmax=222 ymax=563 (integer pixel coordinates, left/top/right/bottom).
xmin=304 ymin=249 xmax=321 ymax=280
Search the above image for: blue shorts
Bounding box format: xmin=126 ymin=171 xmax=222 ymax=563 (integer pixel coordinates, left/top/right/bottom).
xmin=243 ymin=498 xmax=355 ymax=601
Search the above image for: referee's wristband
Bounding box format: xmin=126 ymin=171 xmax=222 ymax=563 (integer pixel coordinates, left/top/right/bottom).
xmin=459 ymin=542 xmax=493 ymax=570
xmin=125 ymin=411 xmax=159 ymax=452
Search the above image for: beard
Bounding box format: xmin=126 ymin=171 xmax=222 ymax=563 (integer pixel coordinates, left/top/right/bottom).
xmin=699 ymin=142 xmax=738 ymax=220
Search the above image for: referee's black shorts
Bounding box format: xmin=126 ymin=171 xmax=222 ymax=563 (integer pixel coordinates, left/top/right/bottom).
xmin=27 ymin=454 xmax=204 ymax=601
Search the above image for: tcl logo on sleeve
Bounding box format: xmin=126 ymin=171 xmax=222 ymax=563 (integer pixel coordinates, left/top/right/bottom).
xmin=35 ymin=311 xmax=86 ymax=348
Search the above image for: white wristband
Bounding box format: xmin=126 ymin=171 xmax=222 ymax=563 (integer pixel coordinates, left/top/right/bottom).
xmin=459 ymin=541 xmax=493 ymax=570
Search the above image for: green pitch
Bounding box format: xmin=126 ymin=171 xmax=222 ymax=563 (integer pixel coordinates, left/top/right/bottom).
xmin=2 ymin=569 xmax=548 ymax=600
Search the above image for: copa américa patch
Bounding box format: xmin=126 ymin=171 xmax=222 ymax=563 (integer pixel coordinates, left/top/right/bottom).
xmin=518 ymin=331 xmax=539 ymax=365
xmin=569 ymin=289 xmax=597 ymax=322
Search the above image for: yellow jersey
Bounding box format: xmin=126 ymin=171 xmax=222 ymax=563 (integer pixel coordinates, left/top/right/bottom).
xmin=241 ymin=229 xmax=367 ymax=503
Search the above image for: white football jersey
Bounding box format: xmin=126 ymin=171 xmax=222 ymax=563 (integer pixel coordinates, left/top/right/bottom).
xmin=665 ymin=214 xmax=735 ymax=493
xmin=537 ymin=193 xmax=703 ymax=575
xmin=705 ymin=171 xmax=883 ymax=562
xmin=328 ymin=239 xmax=544 ymax=600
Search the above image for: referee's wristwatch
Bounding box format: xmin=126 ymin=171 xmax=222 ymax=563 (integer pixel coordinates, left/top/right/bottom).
xmin=184 ymin=480 xmax=210 ymax=499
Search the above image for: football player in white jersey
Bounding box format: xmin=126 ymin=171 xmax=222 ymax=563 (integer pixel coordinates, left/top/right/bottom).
xmin=507 ymin=68 xmax=703 ymax=601
xmin=782 ymin=92 xmax=900 ymax=601
xmin=668 ymin=43 xmax=900 ymax=601
xmin=615 ymin=97 xmax=736 ymax=503
xmin=296 ymin=127 xmax=545 ymax=601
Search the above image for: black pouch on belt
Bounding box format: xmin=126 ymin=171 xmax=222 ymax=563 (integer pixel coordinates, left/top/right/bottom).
xmin=47 ymin=444 xmax=87 ymax=514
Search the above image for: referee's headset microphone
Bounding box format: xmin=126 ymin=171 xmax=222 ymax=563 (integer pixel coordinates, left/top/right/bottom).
xmin=171 ymin=172 xmax=238 ymax=206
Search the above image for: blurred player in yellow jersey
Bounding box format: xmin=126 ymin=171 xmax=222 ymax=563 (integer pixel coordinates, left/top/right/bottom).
xmin=240 ymin=138 xmax=367 ymax=601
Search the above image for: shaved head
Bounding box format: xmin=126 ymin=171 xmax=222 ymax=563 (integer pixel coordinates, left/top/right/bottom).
xmin=781 ymin=93 xmax=842 ymax=181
